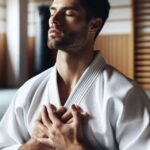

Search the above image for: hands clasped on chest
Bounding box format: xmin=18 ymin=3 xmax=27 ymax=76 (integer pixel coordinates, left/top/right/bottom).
xmin=31 ymin=103 xmax=90 ymax=150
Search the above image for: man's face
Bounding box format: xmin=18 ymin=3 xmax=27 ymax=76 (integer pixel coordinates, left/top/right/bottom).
xmin=48 ymin=0 xmax=91 ymax=52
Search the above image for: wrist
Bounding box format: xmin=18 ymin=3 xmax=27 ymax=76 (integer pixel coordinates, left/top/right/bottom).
xmin=67 ymin=143 xmax=84 ymax=150
xmin=67 ymin=141 xmax=93 ymax=150
xmin=19 ymin=138 xmax=53 ymax=150
xmin=67 ymin=140 xmax=90 ymax=150
xmin=19 ymin=138 xmax=40 ymax=150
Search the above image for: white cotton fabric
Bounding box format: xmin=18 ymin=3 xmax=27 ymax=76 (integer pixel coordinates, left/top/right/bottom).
xmin=0 ymin=54 xmax=150 ymax=150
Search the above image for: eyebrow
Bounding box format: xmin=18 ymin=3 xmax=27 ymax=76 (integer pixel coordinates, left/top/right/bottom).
xmin=49 ymin=6 xmax=80 ymax=11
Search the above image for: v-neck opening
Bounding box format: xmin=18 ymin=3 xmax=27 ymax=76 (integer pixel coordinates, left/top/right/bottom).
xmin=48 ymin=53 xmax=106 ymax=108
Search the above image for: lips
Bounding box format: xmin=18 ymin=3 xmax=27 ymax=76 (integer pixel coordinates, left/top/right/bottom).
xmin=48 ymin=28 xmax=62 ymax=37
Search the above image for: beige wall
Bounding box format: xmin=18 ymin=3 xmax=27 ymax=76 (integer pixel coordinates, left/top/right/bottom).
xmin=95 ymin=0 xmax=134 ymax=79
xmin=95 ymin=34 xmax=134 ymax=78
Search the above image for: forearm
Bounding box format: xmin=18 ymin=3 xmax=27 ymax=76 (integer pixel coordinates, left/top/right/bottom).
xmin=19 ymin=138 xmax=53 ymax=150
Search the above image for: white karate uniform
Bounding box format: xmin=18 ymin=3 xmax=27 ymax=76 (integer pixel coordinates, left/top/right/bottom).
xmin=0 ymin=54 xmax=150 ymax=150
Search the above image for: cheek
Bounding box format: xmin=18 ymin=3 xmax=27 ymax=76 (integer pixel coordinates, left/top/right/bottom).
xmin=49 ymin=17 xmax=53 ymax=27
xmin=66 ymin=19 xmax=87 ymax=32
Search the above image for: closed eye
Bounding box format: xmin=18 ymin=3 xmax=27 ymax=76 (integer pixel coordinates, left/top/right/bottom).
xmin=65 ymin=10 xmax=78 ymax=16
xmin=49 ymin=8 xmax=55 ymax=16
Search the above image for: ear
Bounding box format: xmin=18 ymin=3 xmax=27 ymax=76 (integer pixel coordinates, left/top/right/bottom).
xmin=88 ymin=18 xmax=103 ymax=33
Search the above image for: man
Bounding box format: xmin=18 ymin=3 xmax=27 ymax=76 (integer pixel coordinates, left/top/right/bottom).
xmin=0 ymin=0 xmax=150 ymax=149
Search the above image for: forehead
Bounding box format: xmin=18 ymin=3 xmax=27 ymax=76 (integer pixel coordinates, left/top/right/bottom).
xmin=50 ymin=0 xmax=82 ymax=8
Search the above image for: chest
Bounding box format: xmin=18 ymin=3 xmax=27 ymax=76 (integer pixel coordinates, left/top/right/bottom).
xmin=27 ymin=76 xmax=118 ymax=150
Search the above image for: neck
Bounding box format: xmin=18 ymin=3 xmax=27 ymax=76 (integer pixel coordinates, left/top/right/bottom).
xmin=56 ymin=48 xmax=95 ymax=90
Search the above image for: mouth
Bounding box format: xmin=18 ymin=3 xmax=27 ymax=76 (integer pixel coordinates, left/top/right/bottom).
xmin=48 ymin=28 xmax=63 ymax=38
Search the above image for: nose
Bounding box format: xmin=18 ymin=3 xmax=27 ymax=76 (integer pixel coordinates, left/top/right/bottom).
xmin=49 ymin=11 xmax=61 ymax=27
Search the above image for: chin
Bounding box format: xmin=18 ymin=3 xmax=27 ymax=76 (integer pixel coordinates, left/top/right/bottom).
xmin=48 ymin=38 xmax=68 ymax=50
xmin=48 ymin=41 xmax=63 ymax=50
xmin=48 ymin=38 xmax=59 ymax=49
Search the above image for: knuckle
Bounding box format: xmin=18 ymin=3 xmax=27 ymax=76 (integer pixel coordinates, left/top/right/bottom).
xmin=51 ymin=129 xmax=56 ymax=136
xmin=54 ymin=121 xmax=62 ymax=128
xmin=74 ymin=110 xmax=80 ymax=118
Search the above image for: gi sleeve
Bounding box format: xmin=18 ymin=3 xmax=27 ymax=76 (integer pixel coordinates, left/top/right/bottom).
xmin=0 ymin=92 xmax=30 ymax=150
xmin=116 ymin=84 xmax=150 ymax=150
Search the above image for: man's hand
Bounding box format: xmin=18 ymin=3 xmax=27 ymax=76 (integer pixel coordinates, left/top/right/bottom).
xmin=20 ymin=104 xmax=69 ymax=150
xmin=19 ymin=106 xmax=58 ymax=150
xmin=34 ymin=103 xmax=89 ymax=150
xmin=31 ymin=104 xmax=68 ymax=149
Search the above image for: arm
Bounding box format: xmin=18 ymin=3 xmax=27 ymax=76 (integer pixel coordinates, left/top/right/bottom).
xmin=0 ymin=93 xmax=26 ymax=150
xmin=115 ymin=84 xmax=150 ymax=150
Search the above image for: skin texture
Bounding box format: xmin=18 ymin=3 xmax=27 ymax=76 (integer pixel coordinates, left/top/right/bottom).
xmin=48 ymin=0 xmax=89 ymax=52
xmin=20 ymin=104 xmax=89 ymax=150
xmin=48 ymin=0 xmax=102 ymax=105
xmin=34 ymin=104 xmax=88 ymax=150
xmin=20 ymin=0 xmax=102 ymax=149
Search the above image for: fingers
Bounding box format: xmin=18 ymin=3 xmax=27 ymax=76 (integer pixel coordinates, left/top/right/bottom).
xmin=49 ymin=103 xmax=57 ymax=112
xmin=60 ymin=105 xmax=88 ymax=124
xmin=40 ymin=103 xmax=66 ymax=129
xmin=46 ymin=103 xmax=62 ymax=126
xmin=41 ymin=105 xmax=52 ymax=128
xmin=71 ymin=105 xmax=89 ymax=125
xmin=36 ymin=111 xmax=42 ymax=123
xmin=46 ymin=104 xmax=69 ymax=123
xmin=32 ymin=120 xmax=48 ymax=138
xmin=61 ymin=109 xmax=72 ymax=123
xmin=76 ymin=106 xmax=89 ymax=122
xmin=40 ymin=103 xmax=88 ymax=127
xmin=71 ymin=104 xmax=81 ymax=125
xmin=56 ymin=106 xmax=67 ymax=119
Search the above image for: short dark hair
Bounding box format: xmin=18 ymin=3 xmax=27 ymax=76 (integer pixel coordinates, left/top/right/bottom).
xmin=80 ymin=0 xmax=110 ymax=36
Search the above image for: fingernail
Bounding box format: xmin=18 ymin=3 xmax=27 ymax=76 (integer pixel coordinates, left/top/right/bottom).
xmin=84 ymin=112 xmax=89 ymax=117
xmin=72 ymin=104 xmax=76 ymax=109
xmin=42 ymin=105 xmax=46 ymax=109
xmin=75 ymin=105 xmax=80 ymax=109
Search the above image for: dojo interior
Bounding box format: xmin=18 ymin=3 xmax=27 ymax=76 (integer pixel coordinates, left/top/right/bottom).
xmin=0 ymin=0 xmax=150 ymax=119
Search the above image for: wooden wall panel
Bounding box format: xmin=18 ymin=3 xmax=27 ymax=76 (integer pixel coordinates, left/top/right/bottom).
xmin=0 ymin=0 xmax=6 ymax=87
xmin=95 ymin=34 xmax=134 ymax=79
xmin=28 ymin=0 xmax=49 ymax=2
xmin=28 ymin=37 xmax=35 ymax=78
xmin=134 ymin=0 xmax=150 ymax=90
xmin=0 ymin=34 xmax=6 ymax=87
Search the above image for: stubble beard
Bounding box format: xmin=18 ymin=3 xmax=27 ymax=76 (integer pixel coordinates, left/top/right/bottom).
xmin=47 ymin=35 xmax=71 ymax=51
xmin=47 ymin=29 xmax=88 ymax=53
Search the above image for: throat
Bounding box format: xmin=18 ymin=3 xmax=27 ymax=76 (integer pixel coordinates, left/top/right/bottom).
xmin=58 ymin=82 xmax=70 ymax=106
xmin=57 ymin=73 xmax=71 ymax=106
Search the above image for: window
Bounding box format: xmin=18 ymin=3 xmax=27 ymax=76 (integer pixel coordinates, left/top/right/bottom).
xmin=134 ymin=0 xmax=150 ymax=90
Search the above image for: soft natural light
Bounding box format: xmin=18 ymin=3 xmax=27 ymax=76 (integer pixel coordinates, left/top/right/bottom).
xmin=101 ymin=0 xmax=132 ymax=35
xmin=6 ymin=0 xmax=20 ymax=83
xmin=0 ymin=3 xmax=6 ymax=33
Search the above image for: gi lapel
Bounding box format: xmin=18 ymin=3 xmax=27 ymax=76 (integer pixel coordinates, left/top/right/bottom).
xmin=47 ymin=66 xmax=62 ymax=107
xmin=64 ymin=54 xmax=106 ymax=107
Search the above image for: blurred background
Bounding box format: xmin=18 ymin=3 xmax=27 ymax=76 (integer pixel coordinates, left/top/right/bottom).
xmin=0 ymin=0 xmax=150 ymax=89
xmin=0 ymin=0 xmax=150 ymax=119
